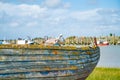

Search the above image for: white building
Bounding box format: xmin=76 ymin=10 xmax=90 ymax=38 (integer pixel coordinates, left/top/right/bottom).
xmin=17 ymin=40 xmax=34 ymax=44
xmin=17 ymin=40 xmax=26 ymax=44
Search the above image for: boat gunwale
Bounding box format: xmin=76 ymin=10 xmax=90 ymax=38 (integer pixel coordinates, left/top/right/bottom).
xmin=0 ymin=44 xmax=99 ymax=51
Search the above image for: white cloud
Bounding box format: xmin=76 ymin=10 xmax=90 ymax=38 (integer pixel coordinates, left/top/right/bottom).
xmin=26 ymin=22 xmax=38 ymax=27
xmin=0 ymin=1 xmax=120 ymax=39
xmin=42 ymin=0 xmax=70 ymax=9
xmin=70 ymin=8 xmax=102 ymax=21
xmin=9 ymin=22 xmax=19 ymax=27
xmin=43 ymin=0 xmax=61 ymax=8
xmin=0 ymin=2 xmax=47 ymax=17
xmin=63 ymin=2 xmax=71 ymax=8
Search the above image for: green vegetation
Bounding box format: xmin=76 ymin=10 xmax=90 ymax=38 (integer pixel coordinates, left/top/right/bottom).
xmin=86 ymin=67 xmax=120 ymax=80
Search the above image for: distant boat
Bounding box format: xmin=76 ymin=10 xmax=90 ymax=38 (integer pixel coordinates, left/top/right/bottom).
xmin=97 ymin=40 xmax=109 ymax=46
xmin=117 ymin=42 xmax=120 ymax=45
xmin=2 ymin=40 xmax=10 ymax=44
xmin=45 ymin=34 xmax=64 ymax=46
xmin=26 ymin=40 xmax=34 ymax=44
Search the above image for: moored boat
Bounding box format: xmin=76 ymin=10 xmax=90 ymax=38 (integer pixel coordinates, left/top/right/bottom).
xmin=97 ymin=40 xmax=109 ymax=46
xmin=0 ymin=38 xmax=100 ymax=80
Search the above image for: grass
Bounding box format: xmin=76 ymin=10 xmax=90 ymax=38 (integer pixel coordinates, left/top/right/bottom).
xmin=86 ymin=67 xmax=120 ymax=80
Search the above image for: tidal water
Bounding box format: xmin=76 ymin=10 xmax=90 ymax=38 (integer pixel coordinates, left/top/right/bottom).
xmin=97 ymin=45 xmax=120 ymax=68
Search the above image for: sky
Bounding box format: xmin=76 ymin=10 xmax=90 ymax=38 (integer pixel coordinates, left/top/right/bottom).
xmin=0 ymin=0 xmax=120 ymax=39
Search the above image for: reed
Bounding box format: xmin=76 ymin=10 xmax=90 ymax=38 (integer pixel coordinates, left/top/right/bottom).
xmin=86 ymin=67 xmax=120 ymax=80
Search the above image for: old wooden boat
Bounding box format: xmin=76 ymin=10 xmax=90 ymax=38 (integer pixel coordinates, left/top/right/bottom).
xmin=0 ymin=43 xmax=100 ymax=80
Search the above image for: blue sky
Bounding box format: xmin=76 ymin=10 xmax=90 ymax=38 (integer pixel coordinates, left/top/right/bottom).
xmin=0 ymin=0 xmax=120 ymax=39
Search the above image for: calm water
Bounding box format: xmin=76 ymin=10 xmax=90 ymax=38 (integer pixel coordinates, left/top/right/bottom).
xmin=97 ymin=45 xmax=120 ymax=68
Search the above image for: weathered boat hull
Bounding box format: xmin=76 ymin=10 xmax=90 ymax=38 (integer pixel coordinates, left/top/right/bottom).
xmin=0 ymin=46 xmax=100 ymax=80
